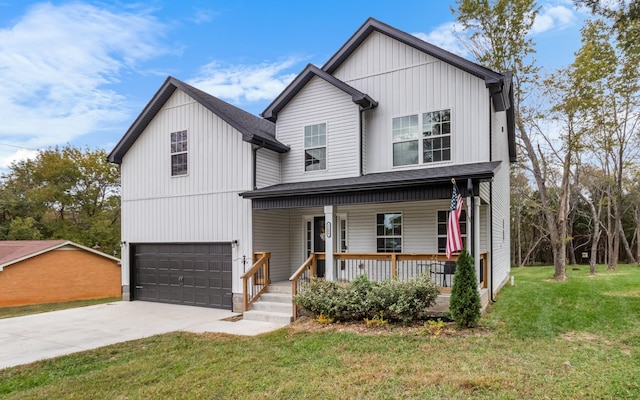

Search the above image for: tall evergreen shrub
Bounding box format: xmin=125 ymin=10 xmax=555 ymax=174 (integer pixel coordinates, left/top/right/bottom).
xmin=449 ymin=249 xmax=481 ymax=328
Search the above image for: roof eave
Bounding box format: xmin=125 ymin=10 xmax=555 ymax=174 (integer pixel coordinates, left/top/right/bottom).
xmin=240 ymin=163 xmax=500 ymax=199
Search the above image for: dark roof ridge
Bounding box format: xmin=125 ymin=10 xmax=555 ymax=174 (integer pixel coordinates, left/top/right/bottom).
xmin=108 ymin=76 xmax=288 ymax=164
xmin=261 ymin=64 xmax=377 ymax=122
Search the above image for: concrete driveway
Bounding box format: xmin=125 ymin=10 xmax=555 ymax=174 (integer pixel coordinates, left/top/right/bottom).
xmin=0 ymin=301 xmax=288 ymax=370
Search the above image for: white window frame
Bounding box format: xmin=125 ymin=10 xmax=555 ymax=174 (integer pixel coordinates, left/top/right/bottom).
xmin=303 ymin=123 xmax=327 ymax=172
xmin=337 ymin=213 xmax=348 ymax=253
xmin=436 ymin=208 xmax=467 ymax=253
xmin=376 ymin=212 xmax=403 ymax=253
xmin=170 ymin=130 xmax=188 ymax=176
xmin=392 ymin=108 xmax=452 ymax=167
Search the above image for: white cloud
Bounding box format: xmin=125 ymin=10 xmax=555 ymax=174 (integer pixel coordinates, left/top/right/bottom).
xmin=412 ymin=22 xmax=472 ymax=59
xmin=189 ymin=59 xmax=300 ymax=104
xmin=0 ymin=147 xmax=39 ymax=170
xmin=532 ymin=4 xmax=576 ymax=34
xmin=192 ymin=8 xmax=218 ymax=24
xmin=0 ymin=2 xmax=168 ymax=164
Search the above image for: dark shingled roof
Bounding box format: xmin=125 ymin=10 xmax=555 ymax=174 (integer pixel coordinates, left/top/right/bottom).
xmin=323 ymin=17 xmax=511 ymax=111
xmin=262 ymin=64 xmax=378 ymax=122
xmin=240 ymin=161 xmax=502 ymax=199
xmin=108 ymin=76 xmax=289 ymax=164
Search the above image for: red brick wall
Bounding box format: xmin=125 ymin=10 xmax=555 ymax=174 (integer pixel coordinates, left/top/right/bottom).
xmin=0 ymin=248 xmax=121 ymax=307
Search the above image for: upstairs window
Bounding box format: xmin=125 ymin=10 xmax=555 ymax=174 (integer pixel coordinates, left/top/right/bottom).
xmin=171 ymin=130 xmax=188 ymax=176
xmin=392 ymin=115 xmax=419 ymax=166
xmin=304 ymin=123 xmax=326 ymax=171
xmin=392 ymin=109 xmax=451 ymax=166
xmin=423 ymin=110 xmax=451 ymax=163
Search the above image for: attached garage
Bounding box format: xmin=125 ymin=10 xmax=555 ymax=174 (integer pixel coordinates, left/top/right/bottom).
xmin=131 ymin=243 xmax=233 ymax=309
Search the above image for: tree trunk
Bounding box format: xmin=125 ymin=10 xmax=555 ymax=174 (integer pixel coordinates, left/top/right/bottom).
xmin=517 ymin=119 xmax=566 ymax=279
xmin=609 ymin=201 xmax=621 ymax=270
xmin=568 ymin=220 xmax=577 ymax=265
xmin=620 ymin=225 xmax=636 ymax=264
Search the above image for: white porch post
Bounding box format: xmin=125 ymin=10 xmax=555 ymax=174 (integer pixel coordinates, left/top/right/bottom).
xmin=324 ymin=205 xmax=336 ymax=281
xmin=474 ymin=196 xmax=481 ymax=283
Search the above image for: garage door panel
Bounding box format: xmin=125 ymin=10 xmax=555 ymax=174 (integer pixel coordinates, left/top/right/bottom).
xmin=132 ymin=243 xmax=232 ymax=309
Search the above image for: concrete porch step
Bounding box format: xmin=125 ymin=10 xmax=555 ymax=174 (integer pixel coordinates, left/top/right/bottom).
xmin=242 ymin=281 xmax=293 ymax=324
xmin=250 ymin=299 xmax=292 ymax=314
xmin=267 ymin=281 xmax=292 ymax=294
xmin=242 ymin=309 xmax=292 ymax=324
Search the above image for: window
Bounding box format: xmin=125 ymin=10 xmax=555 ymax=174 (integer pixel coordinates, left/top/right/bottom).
xmin=392 ymin=109 xmax=451 ymax=166
xmin=423 ymin=110 xmax=451 ymax=163
xmin=437 ymin=209 xmax=467 ymax=253
xmin=376 ymin=213 xmax=402 ymax=253
xmin=338 ymin=215 xmax=348 ymax=252
xmin=171 ymin=130 xmax=188 ymax=176
xmin=304 ymin=123 xmax=326 ymax=171
xmin=392 ymin=115 xmax=419 ymax=166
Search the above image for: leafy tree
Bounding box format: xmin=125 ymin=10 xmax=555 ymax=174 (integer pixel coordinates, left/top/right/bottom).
xmin=0 ymin=146 xmax=120 ymax=256
xmin=453 ymin=0 xmax=575 ymax=280
xmin=450 ymin=250 xmax=481 ymax=328
xmin=6 ymin=217 xmax=42 ymax=240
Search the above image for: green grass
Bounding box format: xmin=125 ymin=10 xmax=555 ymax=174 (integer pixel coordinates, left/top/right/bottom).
xmin=1 ymin=265 xmax=639 ymax=399
xmin=0 ymin=297 xmax=120 ymax=320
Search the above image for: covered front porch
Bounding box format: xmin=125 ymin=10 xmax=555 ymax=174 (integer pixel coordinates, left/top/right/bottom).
xmin=238 ymin=163 xmax=500 ymax=319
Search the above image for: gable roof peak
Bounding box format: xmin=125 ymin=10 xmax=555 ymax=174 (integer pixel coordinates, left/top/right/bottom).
xmin=107 ymin=76 xmax=288 ymax=164
xmin=261 ymin=63 xmax=377 ymax=122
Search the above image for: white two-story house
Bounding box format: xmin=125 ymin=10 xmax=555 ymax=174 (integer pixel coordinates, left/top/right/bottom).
xmin=108 ymin=18 xmax=514 ymax=318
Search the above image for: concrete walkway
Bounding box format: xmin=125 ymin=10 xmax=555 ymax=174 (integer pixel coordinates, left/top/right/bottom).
xmin=0 ymin=301 xmax=288 ymax=370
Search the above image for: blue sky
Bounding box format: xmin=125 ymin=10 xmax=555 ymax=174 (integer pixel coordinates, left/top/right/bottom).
xmin=0 ymin=0 xmax=586 ymax=169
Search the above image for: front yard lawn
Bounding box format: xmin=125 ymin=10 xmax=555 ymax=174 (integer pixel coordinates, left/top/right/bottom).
xmin=1 ymin=265 xmax=639 ymax=399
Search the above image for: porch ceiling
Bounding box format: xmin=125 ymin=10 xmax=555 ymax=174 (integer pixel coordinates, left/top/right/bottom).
xmin=241 ymin=161 xmax=501 ymax=209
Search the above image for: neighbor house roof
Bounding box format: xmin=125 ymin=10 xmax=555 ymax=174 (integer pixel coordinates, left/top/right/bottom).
xmin=0 ymin=240 xmax=120 ymax=271
xmin=261 ymin=64 xmax=378 ymax=122
xmin=241 ymin=161 xmax=501 ymax=199
xmin=107 ymin=76 xmax=289 ymax=164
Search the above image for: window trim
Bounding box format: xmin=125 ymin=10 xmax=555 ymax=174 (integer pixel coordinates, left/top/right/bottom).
xmin=303 ymin=122 xmax=327 ymax=172
xmin=391 ymin=108 xmax=453 ymax=167
xmin=376 ymin=212 xmax=403 ymax=253
xmin=170 ymin=130 xmax=188 ymax=177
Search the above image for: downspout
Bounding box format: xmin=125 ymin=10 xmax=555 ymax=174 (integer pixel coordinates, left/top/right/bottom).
xmin=252 ymin=147 xmax=258 ymax=190
xmin=467 ymin=179 xmax=474 ymax=256
xmin=359 ymin=103 xmax=375 ymax=176
xmin=251 ymin=141 xmax=265 ymax=190
xmin=489 ymin=94 xmax=496 ymax=303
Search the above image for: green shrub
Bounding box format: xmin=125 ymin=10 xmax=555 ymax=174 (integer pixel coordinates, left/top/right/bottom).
xmin=449 ymin=250 xmax=481 ymax=328
xmin=294 ymin=274 xmax=440 ymax=323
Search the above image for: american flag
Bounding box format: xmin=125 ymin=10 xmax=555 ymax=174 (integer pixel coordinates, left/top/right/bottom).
xmin=446 ymin=183 xmax=464 ymax=259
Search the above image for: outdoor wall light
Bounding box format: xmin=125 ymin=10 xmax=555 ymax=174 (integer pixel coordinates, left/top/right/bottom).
xmin=231 ymin=239 xmax=239 ymax=248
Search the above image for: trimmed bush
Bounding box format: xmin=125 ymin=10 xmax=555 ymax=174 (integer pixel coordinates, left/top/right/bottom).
xmin=294 ymin=273 xmax=440 ymax=323
xmin=449 ymin=249 xmax=481 ymax=328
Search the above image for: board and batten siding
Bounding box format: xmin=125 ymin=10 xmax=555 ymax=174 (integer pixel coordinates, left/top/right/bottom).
xmin=277 ymin=76 xmax=361 ymax=183
xmin=332 ymin=30 xmax=491 ymax=174
xmin=120 ymin=89 xmax=254 ymax=294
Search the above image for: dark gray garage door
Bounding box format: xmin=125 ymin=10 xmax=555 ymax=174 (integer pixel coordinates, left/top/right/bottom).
xmin=132 ymin=243 xmax=232 ymax=309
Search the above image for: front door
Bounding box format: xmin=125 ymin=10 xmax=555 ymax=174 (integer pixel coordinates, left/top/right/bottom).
xmin=313 ymin=216 xmax=326 ymax=277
